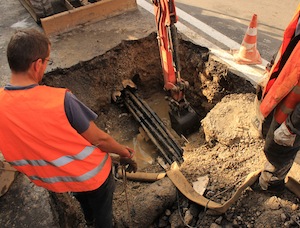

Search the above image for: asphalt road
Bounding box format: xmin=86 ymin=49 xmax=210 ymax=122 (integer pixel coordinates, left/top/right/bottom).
xmin=174 ymin=0 xmax=299 ymax=62
xmin=1 ymin=0 xmax=299 ymax=85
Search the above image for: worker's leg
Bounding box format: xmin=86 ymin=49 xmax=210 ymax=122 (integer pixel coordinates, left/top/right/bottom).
xmin=74 ymin=172 xmax=115 ymax=227
xmin=89 ymin=172 xmax=115 ymax=228
xmin=74 ymin=191 xmax=95 ymax=225
xmin=259 ymin=117 xmax=300 ymax=190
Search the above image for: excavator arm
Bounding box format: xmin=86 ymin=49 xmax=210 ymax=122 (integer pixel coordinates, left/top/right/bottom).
xmin=152 ymin=0 xmax=200 ymax=136
xmin=152 ymin=0 xmax=186 ymax=101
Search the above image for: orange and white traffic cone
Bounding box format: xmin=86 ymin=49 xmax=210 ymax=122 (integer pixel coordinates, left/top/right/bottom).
xmin=232 ymin=14 xmax=262 ymax=65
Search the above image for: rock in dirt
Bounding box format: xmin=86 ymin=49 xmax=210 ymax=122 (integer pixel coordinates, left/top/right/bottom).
xmin=265 ymin=196 xmax=281 ymax=210
xmin=291 ymin=203 xmax=299 ymax=211
xmin=184 ymin=209 xmax=194 ymax=225
xmin=281 ymin=213 xmax=287 ymax=222
xmin=210 ymin=223 xmax=222 ymax=228
xmin=158 ymin=216 xmax=169 ymax=227
xmin=121 ymin=177 xmax=176 ymax=227
xmin=192 ymin=175 xmax=209 ymax=195
xmin=169 ymin=209 xmax=185 ymax=228
xmin=255 ymin=210 xmax=285 ymax=227
xmin=215 ymin=216 xmax=223 ymax=225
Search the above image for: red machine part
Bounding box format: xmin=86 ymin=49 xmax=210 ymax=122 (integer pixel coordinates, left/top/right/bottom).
xmin=152 ymin=0 xmax=188 ymax=102
xmin=152 ymin=0 xmax=200 ymax=136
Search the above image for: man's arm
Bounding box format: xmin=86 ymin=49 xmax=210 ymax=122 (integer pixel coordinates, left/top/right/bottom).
xmin=65 ymin=91 xmax=135 ymax=162
xmin=81 ymin=121 xmax=132 ymax=158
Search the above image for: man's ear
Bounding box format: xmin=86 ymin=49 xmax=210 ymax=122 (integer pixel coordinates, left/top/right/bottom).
xmin=32 ymin=59 xmax=43 ymax=72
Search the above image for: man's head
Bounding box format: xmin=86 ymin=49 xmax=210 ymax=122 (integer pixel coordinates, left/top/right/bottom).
xmin=7 ymin=29 xmax=51 ymax=74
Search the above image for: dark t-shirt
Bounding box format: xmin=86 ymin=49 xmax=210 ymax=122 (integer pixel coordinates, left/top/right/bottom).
xmin=4 ymin=84 xmax=97 ymax=134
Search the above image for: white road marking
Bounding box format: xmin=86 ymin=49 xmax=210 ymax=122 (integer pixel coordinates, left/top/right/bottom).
xmin=11 ymin=18 xmax=31 ymax=29
xmin=137 ymin=0 xmax=269 ymax=85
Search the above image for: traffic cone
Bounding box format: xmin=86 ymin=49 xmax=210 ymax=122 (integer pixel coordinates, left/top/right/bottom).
xmin=232 ymin=14 xmax=262 ymax=65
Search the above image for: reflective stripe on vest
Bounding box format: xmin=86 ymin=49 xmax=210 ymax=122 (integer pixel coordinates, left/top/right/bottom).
xmin=29 ymin=153 xmax=108 ymax=184
xmin=0 ymin=86 xmax=111 ymax=193
xmin=275 ymin=83 xmax=300 ymax=123
xmin=9 ymin=145 xmax=96 ymax=167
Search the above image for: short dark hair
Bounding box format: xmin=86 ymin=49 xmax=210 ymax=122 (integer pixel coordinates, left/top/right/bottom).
xmin=7 ymin=29 xmax=51 ymax=73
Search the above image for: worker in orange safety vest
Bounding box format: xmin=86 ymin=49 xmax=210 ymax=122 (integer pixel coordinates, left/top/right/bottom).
xmin=0 ymin=29 xmax=137 ymax=228
xmin=253 ymin=4 xmax=300 ymax=193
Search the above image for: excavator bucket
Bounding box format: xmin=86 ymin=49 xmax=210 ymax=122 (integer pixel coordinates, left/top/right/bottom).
xmin=169 ymin=105 xmax=200 ymax=137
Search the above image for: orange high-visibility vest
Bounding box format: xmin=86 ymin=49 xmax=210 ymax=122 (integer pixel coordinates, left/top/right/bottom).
xmin=260 ymin=5 xmax=300 ymax=120
xmin=274 ymin=81 xmax=300 ymax=123
xmin=0 ymin=85 xmax=111 ymax=193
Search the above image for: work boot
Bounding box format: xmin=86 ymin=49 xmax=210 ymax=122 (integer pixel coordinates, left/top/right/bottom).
xmin=250 ymin=178 xmax=285 ymax=195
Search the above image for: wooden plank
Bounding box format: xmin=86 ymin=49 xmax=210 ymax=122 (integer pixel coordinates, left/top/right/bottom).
xmin=41 ymin=0 xmax=137 ymax=36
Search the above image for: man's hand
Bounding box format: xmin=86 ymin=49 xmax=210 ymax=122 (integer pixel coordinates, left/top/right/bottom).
xmin=126 ymin=147 xmax=135 ymax=159
xmin=274 ymin=122 xmax=296 ymax=147
xmin=120 ymin=157 xmax=137 ymax=173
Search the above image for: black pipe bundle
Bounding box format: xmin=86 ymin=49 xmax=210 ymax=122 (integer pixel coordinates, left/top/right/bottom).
xmin=123 ymin=89 xmax=183 ymax=165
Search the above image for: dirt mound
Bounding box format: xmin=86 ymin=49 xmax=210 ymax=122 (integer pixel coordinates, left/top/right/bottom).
xmin=202 ymin=93 xmax=260 ymax=146
xmin=181 ymin=94 xmax=300 ymax=227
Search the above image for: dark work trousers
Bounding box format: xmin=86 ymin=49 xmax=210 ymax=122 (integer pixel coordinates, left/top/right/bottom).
xmin=259 ymin=114 xmax=300 ymax=190
xmin=73 ymin=172 xmax=115 ymax=228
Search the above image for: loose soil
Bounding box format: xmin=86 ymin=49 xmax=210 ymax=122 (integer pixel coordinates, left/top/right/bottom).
xmin=41 ymin=33 xmax=300 ymax=228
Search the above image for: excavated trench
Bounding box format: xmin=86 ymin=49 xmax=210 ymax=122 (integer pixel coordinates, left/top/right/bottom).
xmin=42 ymin=32 xmax=256 ymax=227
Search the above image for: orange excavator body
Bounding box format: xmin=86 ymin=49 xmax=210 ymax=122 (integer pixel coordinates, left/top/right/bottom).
xmin=152 ymin=0 xmax=185 ymax=101
xmin=152 ymin=0 xmax=200 ymax=136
